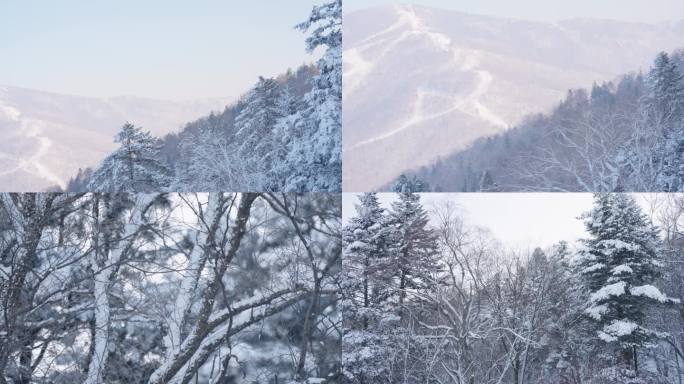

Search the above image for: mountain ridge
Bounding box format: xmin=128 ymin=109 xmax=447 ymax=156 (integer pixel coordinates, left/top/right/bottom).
xmin=342 ymin=4 xmax=684 ymax=191
xmin=0 ymin=85 xmax=229 ymax=191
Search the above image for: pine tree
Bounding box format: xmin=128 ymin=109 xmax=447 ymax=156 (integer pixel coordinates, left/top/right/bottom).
xmin=271 ymin=85 xmax=305 ymax=190
xmin=648 ymin=52 xmax=684 ymax=191
xmin=283 ymin=0 xmax=342 ymax=192
xmin=578 ymin=193 xmax=678 ymax=376
xmin=342 ymin=193 xmax=395 ymax=383
xmin=88 ymin=123 xmax=171 ymax=192
xmin=233 ymin=76 xmax=284 ymax=190
xmin=387 ymin=192 xmax=439 ymax=315
xmin=391 ymin=174 xmax=431 ymax=193
xmin=649 ymin=52 xmax=684 ymax=128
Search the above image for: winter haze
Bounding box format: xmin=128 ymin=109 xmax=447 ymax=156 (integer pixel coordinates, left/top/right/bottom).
xmin=0 ymin=1 xmax=321 ymax=191
xmin=0 ymin=87 xmax=228 ymax=191
xmin=343 ymin=192 xmax=665 ymax=247
xmin=342 ymin=3 xmax=684 ymax=191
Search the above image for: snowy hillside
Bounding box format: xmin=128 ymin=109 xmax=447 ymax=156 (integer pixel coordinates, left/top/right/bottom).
xmin=343 ymin=4 xmax=684 ymax=191
xmin=0 ymin=85 xmax=228 ymax=191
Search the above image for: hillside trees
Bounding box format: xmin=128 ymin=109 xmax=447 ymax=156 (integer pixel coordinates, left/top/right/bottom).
xmin=342 ymin=193 xmax=684 ymax=383
xmin=80 ymin=0 xmax=342 ymax=193
xmin=577 ymin=194 xmax=678 ymax=381
xmin=403 ymin=49 xmax=684 ymax=193
xmin=87 ymin=123 xmax=171 ymax=192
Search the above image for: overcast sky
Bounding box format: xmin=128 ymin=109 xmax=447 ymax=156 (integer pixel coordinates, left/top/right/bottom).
xmin=344 ymin=0 xmax=684 ymax=23
xmin=0 ymin=0 xmax=320 ymax=101
xmin=343 ymin=193 xmax=665 ymax=248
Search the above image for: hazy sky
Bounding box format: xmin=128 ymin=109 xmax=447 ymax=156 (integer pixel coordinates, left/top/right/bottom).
xmin=344 ymin=0 xmax=684 ymax=23
xmin=0 ymin=1 xmax=320 ymax=101
xmin=342 ymin=193 xmax=665 ymax=248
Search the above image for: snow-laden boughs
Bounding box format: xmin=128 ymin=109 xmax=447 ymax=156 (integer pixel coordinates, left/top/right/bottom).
xmin=343 ymin=193 xmax=684 ymax=383
xmin=279 ymin=0 xmax=342 ymax=192
xmin=342 ymin=193 xmax=396 ymax=383
xmin=88 ymin=123 xmax=172 ymax=192
xmin=0 ymin=193 xmax=341 ymax=384
xmin=71 ymin=1 xmax=342 ymax=194
xmin=577 ymin=193 xmax=679 ymax=376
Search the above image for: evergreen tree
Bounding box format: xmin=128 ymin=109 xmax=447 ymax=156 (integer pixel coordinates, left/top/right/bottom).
xmin=391 ymin=174 xmax=431 ymax=193
xmin=648 ymin=52 xmax=684 ymax=191
xmin=283 ymin=0 xmax=342 ymax=192
xmin=88 ymin=123 xmax=171 ymax=192
xmin=387 ymin=192 xmax=439 ymax=314
xmin=65 ymin=167 xmax=94 ymax=192
xmin=342 ymin=193 xmax=395 ymax=383
xmin=649 ymin=52 xmax=684 ymax=128
xmin=233 ymin=76 xmax=284 ymax=190
xmin=578 ymin=193 xmax=677 ymax=377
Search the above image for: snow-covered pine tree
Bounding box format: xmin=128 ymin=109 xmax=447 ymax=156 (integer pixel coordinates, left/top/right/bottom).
xmin=387 ymin=192 xmax=439 ymax=315
xmin=648 ymin=52 xmax=684 ymax=191
xmin=270 ymin=85 xmax=304 ymax=190
xmin=342 ymin=193 xmax=396 ymax=383
xmin=578 ymin=193 xmax=678 ymax=378
xmin=233 ymin=76 xmax=284 ymax=191
xmin=649 ymin=52 xmax=684 ymax=129
xmin=283 ymin=0 xmax=341 ymax=192
xmin=88 ymin=123 xmax=171 ymax=192
xmin=391 ymin=174 xmax=431 ymax=193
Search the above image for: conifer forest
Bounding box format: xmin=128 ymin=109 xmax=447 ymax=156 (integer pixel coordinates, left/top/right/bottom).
xmin=343 ymin=192 xmax=684 ymax=384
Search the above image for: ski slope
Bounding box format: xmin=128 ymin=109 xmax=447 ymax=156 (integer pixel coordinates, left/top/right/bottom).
xmin=343 ymin=4 xmax=684 ymax=191
xmin=0 ymin=86 xmax=229 ymax=191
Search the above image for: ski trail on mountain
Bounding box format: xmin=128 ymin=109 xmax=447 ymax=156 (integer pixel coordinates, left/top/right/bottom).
xmin=0 ymin=99 xmax=66 ymax=188
xmin=455 ymin=52 xmax=509 ymax=129
xmin=19 ymin=120 xmax=65 ymax=189
xmin=344 ymin=5 xmax=418 ymax=98
xmin=349 ymin=5 xmax=508 ymax=150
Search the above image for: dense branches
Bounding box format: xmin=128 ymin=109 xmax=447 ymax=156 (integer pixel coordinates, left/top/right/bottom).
xmin=75 ymin=0 xmax=342 ymax=194
xmin=403 ymin=49 xmax=684 ymax=193
xmin=343 ymin=193 xmax=683 ymax=383
xmin=0 ymin=192 xmax=341 ymax=383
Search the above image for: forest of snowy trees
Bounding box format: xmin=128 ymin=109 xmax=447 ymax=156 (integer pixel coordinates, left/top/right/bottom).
xmin=399 ymin=48 xmax=684 ymax=193
xmin=0 ymin=192 xmax=341 ymax=383
xmin=66 ymin=0 xmax=341 ymax=193
xmin=343 ymin=192 xmax=684 ymax=383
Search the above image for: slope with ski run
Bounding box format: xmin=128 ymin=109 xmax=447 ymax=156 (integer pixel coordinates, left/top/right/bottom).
xmin=342 ymin=4 xmax=684 ymax=191
xmin=0 ymin=85 xmax=229 ymax=191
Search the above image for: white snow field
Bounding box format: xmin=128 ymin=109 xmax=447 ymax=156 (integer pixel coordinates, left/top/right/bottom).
xmin=0 ymin=85 xmax=228 ymax=191
xmin=343 ymin=4 xmax=684 ymax=191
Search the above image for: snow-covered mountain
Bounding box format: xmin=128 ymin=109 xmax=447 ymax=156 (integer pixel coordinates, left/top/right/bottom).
xmin=343 ymin=4 xmax=684 ymax=191
xmin=0 ymin=85 xmax=229 ymax=191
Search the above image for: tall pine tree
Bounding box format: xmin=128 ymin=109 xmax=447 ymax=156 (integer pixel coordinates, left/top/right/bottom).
xmin=342 ymin=193 xmax=395 ymax=383
xmin=387 ymin=192 xmax=439 ymax=315
xmin=283 ymin=0 xmax=342 ymax=192
xmin=88 ymin=123 xmax=171 ymax=192
xmin=649 ymin=52 xmax=684 ymax=191
xmin=233 ymin=76 xmax=284 ymax=190
xmin=578 ymin=193 xmax=677 ymax=377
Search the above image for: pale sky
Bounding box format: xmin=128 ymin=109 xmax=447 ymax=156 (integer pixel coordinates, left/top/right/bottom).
xmin=343 ymin=193 xmax=665 ymax=248
xmin=344 ymin=0 xmax=684 ymax=24
xmin=0 ymin=1 xmax=321 ymax=101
